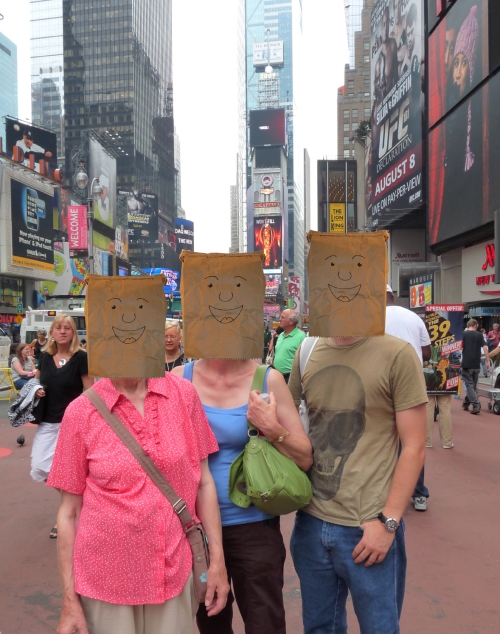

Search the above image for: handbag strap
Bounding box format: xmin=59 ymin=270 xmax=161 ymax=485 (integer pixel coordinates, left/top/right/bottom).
xmin=246 ymin=364 xmax=269 ymax=433
xmin=83 ymin=387 xmax=195 ymax=530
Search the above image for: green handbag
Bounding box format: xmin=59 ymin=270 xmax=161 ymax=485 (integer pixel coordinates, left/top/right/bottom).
xmin=228 ymin=365 xmax=313 ymax=516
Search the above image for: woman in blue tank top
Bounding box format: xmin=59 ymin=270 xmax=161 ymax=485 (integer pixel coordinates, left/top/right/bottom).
xmin=173 ymin=358 xmax=312 ymax=634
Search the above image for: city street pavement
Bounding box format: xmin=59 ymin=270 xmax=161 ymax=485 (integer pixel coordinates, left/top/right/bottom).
xmin=1 ymin=397 xmax=500 ymax=634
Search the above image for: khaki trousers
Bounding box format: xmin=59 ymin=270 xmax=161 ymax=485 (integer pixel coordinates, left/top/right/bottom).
xmin=80 ymin=573 xmax=197 ymax=634
xmin=426 ymin=395 xmax=453 ymax=447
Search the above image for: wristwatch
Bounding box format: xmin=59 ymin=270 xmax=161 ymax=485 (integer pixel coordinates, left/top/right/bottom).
xmin=377 ymin=513 xmax=400 ymax=532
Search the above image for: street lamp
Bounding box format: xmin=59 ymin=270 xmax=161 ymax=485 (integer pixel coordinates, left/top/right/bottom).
xmin=74 ymin=170 xmax=103 ymax=274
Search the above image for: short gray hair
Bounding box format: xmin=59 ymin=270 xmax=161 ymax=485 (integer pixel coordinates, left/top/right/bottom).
xmin=288 ymin=311 xmax=299 ymax=326
xmin=165 ymin=319 xmax=181 ymax=332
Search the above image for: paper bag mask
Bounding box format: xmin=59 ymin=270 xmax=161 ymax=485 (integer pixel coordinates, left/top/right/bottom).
xmin=181 ymin=251 xmax=265 ymax=359
xmin=85 ymin=274 xmax=166 ymax=378
xmin=307 ymin=231 xmax=389 ymax=337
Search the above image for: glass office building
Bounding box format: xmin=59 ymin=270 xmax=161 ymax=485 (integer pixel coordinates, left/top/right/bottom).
xmin=244 ymin=0 xmax=304 ymax=280
xmin=0 ymin=33 xmax=18 ymax=126
xmin=62 ymin=0 xmax=177 ymax=222
xmin=344 ymin=0 xmax=364 ymax=68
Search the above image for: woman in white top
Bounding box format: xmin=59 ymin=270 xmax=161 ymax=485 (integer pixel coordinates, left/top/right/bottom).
xmin=11 ymin=343 xmax=35 ymax=390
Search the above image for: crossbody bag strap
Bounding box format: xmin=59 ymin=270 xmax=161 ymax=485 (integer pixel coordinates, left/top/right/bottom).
xmin=246 ymin=364 xmax=269 ymax=433
xmin=83 ymin=387 xmax=195 ymax=530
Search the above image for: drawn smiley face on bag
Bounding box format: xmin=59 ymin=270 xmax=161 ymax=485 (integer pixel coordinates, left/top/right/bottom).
xmin=307 ymin=231 xmax=389 ymax=338
xmin=85 ymin=275 xmax=166 ymax=378
xmin=180 ymin=251 xmax=266 ymax=359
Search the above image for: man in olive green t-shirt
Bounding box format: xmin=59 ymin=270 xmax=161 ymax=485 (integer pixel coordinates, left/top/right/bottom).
xmin=273 ymin=310 xmax=306 ymax=383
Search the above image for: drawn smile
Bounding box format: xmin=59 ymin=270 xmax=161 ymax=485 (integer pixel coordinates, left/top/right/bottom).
xmin=328 ymin=284 xmax=361 ymax=302
xmin=112 ymin=326 xmax=145 ymax=344
xmin=209 ymin=305 xmax=243 ymax=324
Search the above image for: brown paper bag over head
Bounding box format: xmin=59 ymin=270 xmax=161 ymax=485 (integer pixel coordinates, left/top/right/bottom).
xmin=307 ymin=231 xmax=389 ymax=337
xmin=181 ymin=251 xmax=265 ymax=359
xmin=85 ymin=274 xmax=166 ymax=378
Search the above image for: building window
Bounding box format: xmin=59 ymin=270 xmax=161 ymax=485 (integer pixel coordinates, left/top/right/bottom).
xmin=344 ymin=150 xmax=350 ymax=158
xmin=364 ymin=55 xmax=369 ymax=63
xmin=348 ymin=80 xmax=354 ymax=88
xmin=364 ymin=41 xmax=369 ymax=50
xmin=344 ymin=123 xmax=350 ymax=131
xmin=364 ymin=78 xmax=370 ymax=86
xmin=352 ymin=122 xmax=358 ymax=132
xmin=364 ymin=108 xmax=371 ymax=117
xmin=352 ymin=109 xmax=358 ymax=118
xmin=343 ymin=110 xmax=349 ymax=119
xmin=348 ymin=93 xmax=354 ymax=97
xmin=364 ymin=92 xmax=370 ymax=97
xmin=344 ymin=136 xmax=350 ymax=145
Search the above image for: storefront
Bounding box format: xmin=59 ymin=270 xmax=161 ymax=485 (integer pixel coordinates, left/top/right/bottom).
xmin=462 ymin=240 xmax=500 ymax=329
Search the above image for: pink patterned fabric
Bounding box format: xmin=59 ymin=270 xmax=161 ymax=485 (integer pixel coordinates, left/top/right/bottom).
xmin=47 ymin=375 xmax=218 ymax=605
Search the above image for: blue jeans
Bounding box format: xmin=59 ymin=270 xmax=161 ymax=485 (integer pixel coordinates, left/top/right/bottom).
xmin=290 ymin=511 xmax=407 ymax=634
xmin=14 ymin=378 xmax=28 ymax=390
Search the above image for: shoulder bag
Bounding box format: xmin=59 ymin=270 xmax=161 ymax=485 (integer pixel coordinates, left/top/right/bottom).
xmin=83 ymin=388 xmax=210 ymax=604
xmin=228 ymin=365 xmax=312 ymax=515
xmin=298 ymin=337 xmax=318 ymax=435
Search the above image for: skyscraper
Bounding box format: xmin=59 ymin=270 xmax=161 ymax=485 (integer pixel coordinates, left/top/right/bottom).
xmin=30 ymin=0 xmax=64 ymax=159
xmin=344 ymin=0 xmax=365 ymax=68
xmin=62 ymin=0 xmax=177 ymax=223
xmin=241 ymin=0 xmax=305 ymax=281
xmin=0 ymin=33 xmax=18 ymax=125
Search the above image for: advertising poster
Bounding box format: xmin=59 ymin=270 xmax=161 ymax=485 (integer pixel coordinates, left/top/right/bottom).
xmin=68 ymin=205 xmax=88 ymax=251
xmin=428 ymin=1 xmax=488 ymax=128
xmin=329 ymin=203 xmax=346 ymax=233
xmin=423 ymin=304 xmax=464 ymax=394
xmin=114 ymin=225 xmax=129 ymax=261
xmin=142 ymin=267 xmax=180 ymax=295
xmin=254 ymin=216 xmax=282 ymax=270
xmin=42 ymin=242 xmax=89 ymax=296
xmin=288 ymin=276 xmax=301 ymax=312
xmin=88 ymin=137 xmax=117 ymax=229
xmin=265 ymin=274 xmax=281 ymax=296
xmin=5 ymin=118 xmax=58 ymax=179
xmin=120 ymin=190 xmax=159 ymax=241
xmin=369 ymin=0 xmax=424 ymax=223
xmin=409 ymin=280 xmax=432 ymax=308
xmin=10 ymin=179 xmax=54 ymax=271
xmin=174 ymin=218 xmax=194 ymax=254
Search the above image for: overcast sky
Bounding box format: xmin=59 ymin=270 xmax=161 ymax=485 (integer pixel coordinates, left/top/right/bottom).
xmin=1 ymin=0 xmax=348 ymax=253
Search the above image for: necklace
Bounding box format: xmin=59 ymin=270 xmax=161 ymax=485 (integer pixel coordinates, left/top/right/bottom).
xmin=165 ymin=353 xmax=181 ymax=372
xmin=55 ymin=353 xmax=68 ymax=367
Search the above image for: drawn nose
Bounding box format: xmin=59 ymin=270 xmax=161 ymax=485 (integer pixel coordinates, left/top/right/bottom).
xmin=219 ymin=292 xmax=234 ymax=302
xmin=122 ymin=313 xmax=136 ymax=323
xmin=338 ymin=271 xmax=352 ymax=282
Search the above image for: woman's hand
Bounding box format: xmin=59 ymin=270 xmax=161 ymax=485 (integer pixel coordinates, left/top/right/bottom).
xmin=247 ymin=390 xmax=284 ymax=440
xmin=35 ymin=388 xmax=46 ymax=398
xmin=57 ymin=600 xmax=89 ymax=634
xmin=205 ymin=561 xmax=230 ymax=616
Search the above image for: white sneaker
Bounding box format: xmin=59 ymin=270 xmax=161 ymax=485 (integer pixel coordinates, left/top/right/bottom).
xmin=443 ymin=444 xmax=454 ymax=449
xmin=411 ymin=496 xmax=427 ymax=511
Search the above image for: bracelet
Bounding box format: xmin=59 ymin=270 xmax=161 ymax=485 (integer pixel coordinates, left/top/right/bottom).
xmin=270 ymin=427 xmax=289 ymax=443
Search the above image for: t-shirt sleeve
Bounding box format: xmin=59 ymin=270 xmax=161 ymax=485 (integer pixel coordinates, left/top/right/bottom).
xmin=419 ymin=320 xmax=431 ymax=347
xmin=38 ymin=352 xmax=45 ymax=374
xmin=78 ymin=350 xmax=89 ymax=376
xmin=46 ymin=397 xmax=89 ymax=494
xmin=390 ymin=343 xmax=429 ymax=411
xmin=287 ymin=347 xmax=302 ymax=405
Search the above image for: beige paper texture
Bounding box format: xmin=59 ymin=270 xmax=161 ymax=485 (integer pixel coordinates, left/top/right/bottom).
xmin=181 ymin=251 xmax=265 ymax=359
xmin=85 ymin=275 xmax=166 ymax=378
xmin=307 ymin=231 xmax=389 ymax=337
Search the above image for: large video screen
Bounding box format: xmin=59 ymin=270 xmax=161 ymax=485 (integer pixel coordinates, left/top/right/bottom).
xmin=254 ymin=215 xmax=282 ymax=270
xmin=249 ymin=109 xmax=286 ymax=148
xmin=428 ymin=70 xmax=500 ymax=247
xmin=174 ymin=218 xmax=194 ymax=255
xmin=88 ymin=137 xmax=117 ymax=229
xmin=428 ymin=0 xmax=488 ymax=128
xmin=368 ymin=0 xmax=424 ymax=222
xmin=119 ymin=190 xmax=159 ymax=241
xmin=5 ymin=118 xmax=58 ymax=180
xmin=142 ymin=268 xmax=180 ymax=294
xmin=10 ymin=179 xmax=54 ymax=271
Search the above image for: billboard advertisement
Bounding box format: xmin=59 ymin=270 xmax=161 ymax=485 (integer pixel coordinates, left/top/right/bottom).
xmin=5 ymin=118 xmax=58 ymax=179
xmin=174 ymin=218 xmax=194 ymax=254
xmin=369 ymin=0 xmax=424 ymax=222
xmin=428 ymin=1 xmax=488 ymax=128
xmin=265 ymin=274 xmax=281 ymax=296
xmin=253 ymin=40 xmax=284 ymax=67
xmin=10 ymin=179 xmax=54 ymax=271
xmin=288 ymin=276 xmax=301 ymax=312
xmin=329 ymin=203 xmax=346 ymax=233
xmin=88 ymin=137 xmax=117 ymax=229
xmin=42 ymin=242 xmax=89 ymax=296
xmin=254 ymin=216 xmax=283 ymax=270
xmin=67 ymin=205 xmax=88 ymax=251
xmin=119 ymin=190 xmax=159 ymax=241
xmin=142 ymin=267 xmax=180 ymax=294
xmin=115 ymin=225 xmax=129 ymax=261
xmin=423 ymin=304 xmax=464 ymax=394
xmin=249 ymin=109 xmax=286 ymax=148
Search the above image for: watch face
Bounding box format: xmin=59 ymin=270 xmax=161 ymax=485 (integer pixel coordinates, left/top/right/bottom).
xmin=385 ymin=518 xmax=399 ymax=532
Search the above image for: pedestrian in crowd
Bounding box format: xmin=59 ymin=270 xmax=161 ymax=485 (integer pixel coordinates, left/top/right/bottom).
xmin=487 ymin=322 xmax=500 ymax=348
xmin=267 ymin=326 xmax=283 ymax=360
xmin=480 ymin=328 xmax=489 ymax=376
xmin=462 ymin=319 xmax=490 ymax=414
xmin=47 ymin=372 xmax=229 ymax=634
xmin=32 ymin=314 xmax=92 ymax=538
xmin=385 ymin=285 xmax=432 ymax=511
xmin=174 ymin=358 xmax=312 ymax=634
xmin=263 ymin=324 xmax=272 ymax=363
xmin=32 ymin=328 xmax=47 ymax=362
xmin=164 ymin=318 xmax=186 ymax=372
xmin=10 ymin=343 xmax=36 ymax=390
xmin=274 ymin=310 xmax=306 ymax=383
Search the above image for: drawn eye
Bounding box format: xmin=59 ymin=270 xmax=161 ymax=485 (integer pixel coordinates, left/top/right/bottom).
xmin=111 ymin=305 xmax=116 ymax=309
xmin=357 ymin=262 xmax=362 ymax=267
xmin=138 ymin=304 xmax=143 ymax=309
xmin=208 ymin=283 xmax=213 ymax=288
xmin=236 ymin=283 xmax=241 ymax=287
xmin=330 ymin=262 xmax=335 ymax=267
